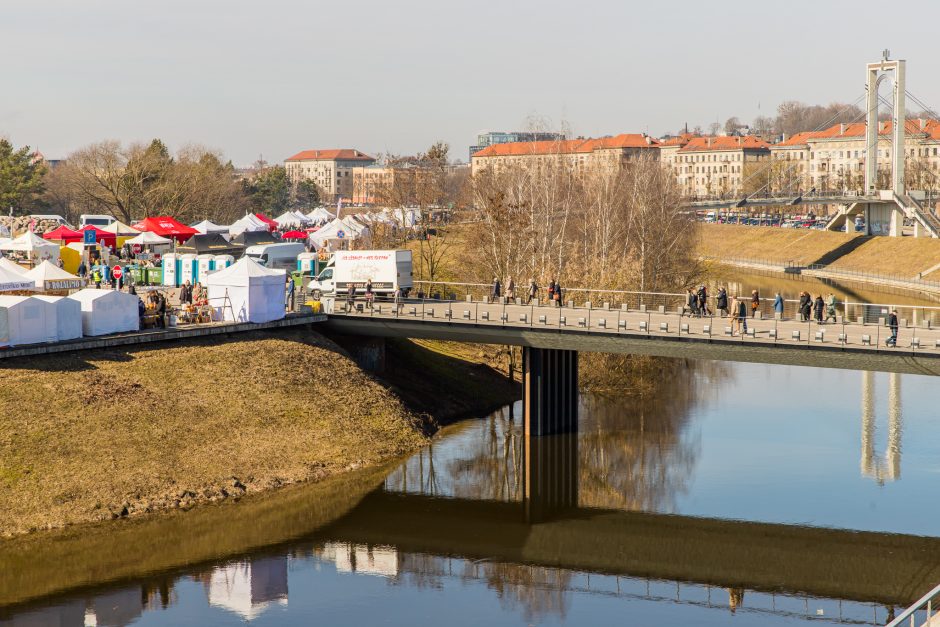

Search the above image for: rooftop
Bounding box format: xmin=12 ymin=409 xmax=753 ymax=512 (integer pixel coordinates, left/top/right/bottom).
xmin=472 ymin=133 xmax=658 ymax=158
xmin=286 ymin=149 xmax=375 ymax=162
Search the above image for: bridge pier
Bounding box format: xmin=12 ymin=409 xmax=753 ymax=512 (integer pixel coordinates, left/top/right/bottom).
xmin=522 ymin=347 xmax=578 ymax=436
xmin=524 ymin=430 xmax=579 ymax=522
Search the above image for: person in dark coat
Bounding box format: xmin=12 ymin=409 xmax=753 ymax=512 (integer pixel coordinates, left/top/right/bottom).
xmin=886 ymin=310 xmax=899 ymax=347
xmin=813 ymin=295 xmax=824 ymax=322
xmin=547 ymin=279 xmax=556 ymax=304
xmin=716 ymin=287 xmax=729 ymax=317
xmin=491 ymin=277 xmax=501 ymax=300
xmin=698 ymin=285 xmax=710 ymax=316
xmin=798 ymin=291 xmax=811 ymax=321
xmin=686 ymin=289 xmax=698 ymax=317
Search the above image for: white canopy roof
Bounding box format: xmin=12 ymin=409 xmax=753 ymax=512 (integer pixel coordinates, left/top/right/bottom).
xmin=101 ymin=220 xmax=141 ymax=236
xmin=68 ymin=289 xmax=140 ymax=336
xmin=126 ymin=231 xmax=173 ymax=246
xmin=340 ymin=215 xmax=367 ymax=234
xmin=207 ymin=255 xmax=285 ymax=286
xmin=34 ymin=294 xmax=82 ymax=341
xmin=309 ymin=218 xmax=366 ymax=247
xmin=306 ymin=207 xmax=334 ymax=224
xmin=229 ymin=214 xmax=268 ymax=237
xmin=0 ymin=295 xmax=57 ymax=346
xmin=0 ymin=232 xmax=60 ymax=259
xmin=0 ymin=257 xmax=28 ymax=276
xmin=0 ymin=264 xmax=37 ymax=292
xmin=191 ymin=219 xmax=230 ymax=234
xmin=274 ymin=211 xmax=311 ymax=227
xmin=25 ymin=260 xmax=83 ymax=290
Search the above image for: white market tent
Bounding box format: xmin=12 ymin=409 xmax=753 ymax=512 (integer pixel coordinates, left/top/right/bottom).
xmin=126 ymin=231 xmax=173 ymax=246
xmin=229 ymin=214 xmax=268 ymax=237
xmin=274 ymin=211 xmax=311 ymax=228
xmin=0 ymin=231 xmax=60 ymax=263
xmin=101 ymin=220 xmax=141 ymax=236
xmin=25 ymin=261 xmax=84 ymax=291
xmin=0 ymin=296 xmax=58 ymax=346
xmin=340 ymin=215 xmax=367 ymax=234
xmin=191 ymin=220 xmax=230 ymax=235
xmin=205 ymin=256 xmax=285 ymax=323
xmin=0 ymin=257 xmax=29 ymax=276
xmin=68 ymin=289 xmax=140 ymax=336
xmin=308 ymin=219 xmax=365 ymax=248
xmin=34 ymin=295 xmax=82 ymax=341
xmin=306 ymin=208 xmax=334 ymax=224
xmin=0 ymin=264 xmax=37 ymax=292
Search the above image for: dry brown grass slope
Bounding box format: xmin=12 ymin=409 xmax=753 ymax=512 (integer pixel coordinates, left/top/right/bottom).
xmin=828 ymin=236 xmax=940 ymax=278
xmin=0 ymin=329 xmax=427 ymax=537
xmin=697 ymin=223 xmax=859 ymax=265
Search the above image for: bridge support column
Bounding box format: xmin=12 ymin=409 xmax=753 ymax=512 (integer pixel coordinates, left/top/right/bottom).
xmin=522 ymin=347 xmax=578 ymax=436
xmin=524 ymin=430 xmax=578 ymax=522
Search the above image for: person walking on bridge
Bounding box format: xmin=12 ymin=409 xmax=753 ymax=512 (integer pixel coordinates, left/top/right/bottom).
xmin=773 ymin=292 xmax=784 ymax=318
xmin=825 ymin=293 xmax=838 ymax=323
xmin=547 ymin=279 xmax=556 ymax=304
xmin=491 ymin=277 xmax=501 ymax=300
xmin=505 ymin=276 xmax=515 ymax=301
xmin=553 ymin=281 xmax=563 ymax=307
xmin=698 ymin=285 xmax=710 ymax=316
xmin=886 ymin=310 xmax=899 ymax=347
xmin=716 ymin=287 xmax=729 ymax=317
xmin=750 ymin=289 xmax=760 ymax=318
xmin=798 ymin=291 xmax=810 ymax=321
xmin=813 ymin=294 xmax=824 ymax=323
xmin=346 ymin=284 xmax=357 ymax=313
xmin=685 ymin=288 xmax=698 ymax=317
xmin=527 ymin=279 xmax=538 ymax=305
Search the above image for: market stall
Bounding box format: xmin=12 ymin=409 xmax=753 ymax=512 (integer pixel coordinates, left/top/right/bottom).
xmin=0 ymin=257 xmax=29 ymax=277
xmin=0 ymin=232 xmax=60 ymax=265
xmin=176 ymin=232 xmax=245 ymax=257
xmin=34 ymin=295 xmax=82 ymax=341
xmin=0 ymin=264 xmax=38 ymax=292
xmin=191 ymin=220 xmax=230 ymax=235
xmin=68 ymin=289 xmax=140 ymax=336
xmin=25 ymin=261 xmax=84 ymax=293
xmin=0 ymin=296 xmax=58 ymax=346
xmin=205 ymin=256 xmax=286 ymax=323
xmin=229 ymin=213 xmax=269 ymax=237
xmin=42 ymin=226 xmax=83 ymax=242
xmin=132 ymin=216 xmax=198 ymax=244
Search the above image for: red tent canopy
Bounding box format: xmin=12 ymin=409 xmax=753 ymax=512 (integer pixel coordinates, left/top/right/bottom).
xmin=42 ymin=225 xmax=83 ymax=241
xmin=133 ymin=216 xmax=199 ymax=243
xmin=281 ymin=230 xmax=308 ymax=240
xmin=54 ymin=225 xmax=117 ymax=247
xmin=254 ymin=213 xmax=278 ymax=230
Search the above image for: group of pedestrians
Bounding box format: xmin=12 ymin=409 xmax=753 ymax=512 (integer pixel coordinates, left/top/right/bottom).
xmin=491 ymin=277 xmax=564 ymax=306
xmin=797 ymin=291 xmax=838 ymax=323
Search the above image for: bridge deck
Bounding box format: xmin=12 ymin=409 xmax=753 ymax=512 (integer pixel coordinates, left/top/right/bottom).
xmin=326 ymin=299 xmax=940 ymax=376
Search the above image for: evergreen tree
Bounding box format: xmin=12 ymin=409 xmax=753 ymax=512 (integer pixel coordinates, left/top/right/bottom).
xmin=0 ymin=140 xmax=46 ymax=215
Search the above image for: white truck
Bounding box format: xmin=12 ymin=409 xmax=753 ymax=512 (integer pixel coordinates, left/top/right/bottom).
xmin=308 ymin=249 xmax=413 ymax=299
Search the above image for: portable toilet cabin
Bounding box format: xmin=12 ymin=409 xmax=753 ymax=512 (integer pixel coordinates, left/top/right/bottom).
xmin=162 ymin=253 xmax=179 ymax=287
xmin=297 ymin=252 xmax=317 ymax=275
xmin=196 ymin=254 xmax=215 ymax=282
xmin=213 ymin=255 xmax=234 ymax=273
xmin=180 ymin=254 xmax=198 ymax=286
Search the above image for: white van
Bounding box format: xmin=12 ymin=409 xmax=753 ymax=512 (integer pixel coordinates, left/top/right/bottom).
xmin=308 ymin=249 xmax=413 ymax=298
xmin=244 ymin=242 xmax=306 ymax=270
xmin=80 ymin=214 xmax=116 ymax=228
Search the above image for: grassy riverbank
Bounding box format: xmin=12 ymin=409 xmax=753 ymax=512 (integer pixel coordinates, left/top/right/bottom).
xmin=697 ymin=223 xmax=859 ymax=266
xmin=0 ymin=329 xmax=515 ymax=538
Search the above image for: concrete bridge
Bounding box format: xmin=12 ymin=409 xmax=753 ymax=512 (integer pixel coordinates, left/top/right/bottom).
xmin=325 ymin=293 xmax=940 ymax=436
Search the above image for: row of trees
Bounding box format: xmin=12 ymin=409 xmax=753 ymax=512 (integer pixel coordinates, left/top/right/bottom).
xmin=0 ymin=138 xmax=321 ymax=225
xmin=465 ymin=158 xmax=700 ymax=294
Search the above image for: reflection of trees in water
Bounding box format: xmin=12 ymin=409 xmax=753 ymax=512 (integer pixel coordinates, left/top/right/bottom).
xmin=578 ymin=359 xmax=728 ymax=512
xmin=395 ymin=553 xmax=570 ymax=623
xmin=464 ymin=561 xmax=570 ymax=623
xmin=444 ymin=407 xmax=525 ymax=502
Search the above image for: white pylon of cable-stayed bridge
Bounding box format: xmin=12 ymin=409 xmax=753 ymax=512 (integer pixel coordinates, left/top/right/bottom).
xmin=865 ymin=50 xmax=906 ymax=196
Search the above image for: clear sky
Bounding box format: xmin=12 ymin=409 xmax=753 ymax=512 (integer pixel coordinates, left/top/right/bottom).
xmin=3 ymin=0 xmax=939 ymax=165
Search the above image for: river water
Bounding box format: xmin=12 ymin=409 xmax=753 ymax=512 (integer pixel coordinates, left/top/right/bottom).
xmin=4 ymin=356 xmax=940 ymax=626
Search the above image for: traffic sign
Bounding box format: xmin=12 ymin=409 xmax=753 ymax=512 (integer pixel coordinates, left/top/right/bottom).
xmin=131 ymin=243 xmax=142 ymax=255
xmin=337 ymin=229 xmax=346 ymax=239
xmin=83 ymin=229 xmax=97 ymax=246
xmin=111 ymin=265 xmax=123 ymax=279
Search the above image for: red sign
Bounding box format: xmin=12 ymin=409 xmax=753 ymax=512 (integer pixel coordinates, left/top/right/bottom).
xmin=132 ymin=243 xmax=142 ymax=254
xmin=111 ymin=265 xmax=123 ymax=279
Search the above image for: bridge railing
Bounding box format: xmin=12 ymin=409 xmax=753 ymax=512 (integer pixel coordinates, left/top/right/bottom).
xmin=326 ymin=286 xmax=940 ymax=356
xmin=885 ymin=582 xmax=940 ymax=627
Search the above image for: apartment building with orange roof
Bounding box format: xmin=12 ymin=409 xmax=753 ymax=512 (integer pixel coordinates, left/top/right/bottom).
xmin=769 ymin=119 xmax=940 ymax=194
xmin=284 ymin=149 xmax=376 ymax=202
xmin=470 ymin=133 xmax=659 ymax=176
xmin=675 ymin=135 xmax=771 ymax=198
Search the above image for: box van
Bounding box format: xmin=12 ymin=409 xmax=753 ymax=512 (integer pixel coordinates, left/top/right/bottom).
xmin=80 ymin=214 xmax=116 ymax=228
xmin=244 ymin=242 xmax=306 ymax=270
xmin=308 ymin=249 xmax=413 ymax=299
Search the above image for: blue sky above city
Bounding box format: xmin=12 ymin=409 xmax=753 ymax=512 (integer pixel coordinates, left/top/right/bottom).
xmin=3 ymin=0 xmax=939 ymax=165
